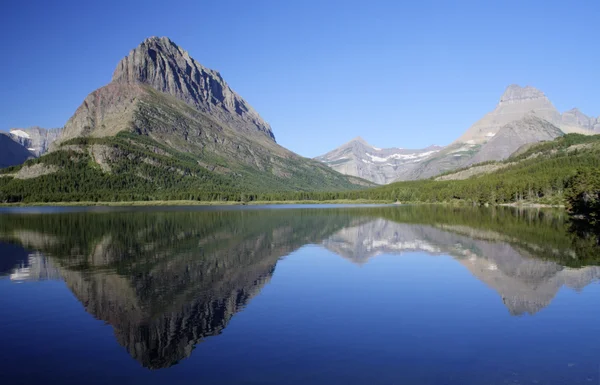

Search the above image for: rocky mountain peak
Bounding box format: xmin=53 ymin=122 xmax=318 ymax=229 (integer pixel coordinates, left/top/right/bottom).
xmin=561 ymin=107 xmax=599 ymax=131
xmin=498 ymin=84 xmax=547 ymax=105
xmin=111 ymin=36 xmax=275 ymax=140
xmin=344 ymin=136 xmax=373 ymax=149
xmin=351 ymin=136 xmax=368 ymax=144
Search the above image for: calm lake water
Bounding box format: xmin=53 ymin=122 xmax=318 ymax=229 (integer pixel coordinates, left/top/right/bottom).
xmin=0 ymin=205 xmax=598 ymax=385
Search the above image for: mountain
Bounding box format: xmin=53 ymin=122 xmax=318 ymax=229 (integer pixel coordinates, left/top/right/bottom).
xmin=0 ymin=37 xmax=371 ymax=202
xmin=314 ymin=137 xmax=442 ymax=184
xmin=405 ymin=85 xmax=598 ymax=180
xmin=57 ymin=36 xmax=274 ymax=145
xmin=9 ymin=127 xmax=62 ymax=156
xmin=455 ymin=85 xmax=562 ymax=144
xmin=561 ymin=108 xmax=600 ymax=132
xmin=465 ymin=115 xmax=564 ymax=165
xmin=316 ymin=85 xmax=598 ymax=183
xmin=0 ymin=133 xmax=34 ymax=168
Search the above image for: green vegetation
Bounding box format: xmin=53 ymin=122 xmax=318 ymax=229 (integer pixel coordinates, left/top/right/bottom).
xmin=1 ymin=205 xmax=598 ymax=268
xmin=565 ymin=168 xmax=600 ymax=226
xmin=1 ymin=133 xmax=600 ymax=212
xmin=0 ymin=132 xmax=368 ymax=203
xmin=351 ymin=134 xmax=600 ymax=205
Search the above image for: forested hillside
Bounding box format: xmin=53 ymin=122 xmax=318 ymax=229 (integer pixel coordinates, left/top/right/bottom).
xmin=0 ymin=132 xmax=369 ymax=203
xmin=1 ymin=133 xmax=599 ymax=205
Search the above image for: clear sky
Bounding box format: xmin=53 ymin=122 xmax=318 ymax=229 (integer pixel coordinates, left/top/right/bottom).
xmin=1 ymin=0 xmax=599 ymax=158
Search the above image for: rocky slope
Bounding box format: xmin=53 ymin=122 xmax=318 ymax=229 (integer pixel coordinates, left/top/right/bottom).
xmin=9 ymin=127 xmax=62 ymax=156
xmin=111 ymin=36 xmax=274 ymax=140
xmin=0 ymin=133 xmax=34 ymax=168
xmin=315 ymin=137 xmax=442 ymax=184
xmin=561 ymin=107 xmax=600 ymax=132
xmin=2 ymin=37 xmax=370 ymax=197
xmin=404 ymin=85 xmax=598 ymax=180
xmin=465 ymin=115 xmax=564 ymax=165
xmin=455 ymin=85 xmax=562 ymax=144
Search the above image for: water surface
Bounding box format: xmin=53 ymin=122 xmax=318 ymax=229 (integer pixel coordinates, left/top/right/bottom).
xmin=0 ymin=205 xmax=598 ymax=384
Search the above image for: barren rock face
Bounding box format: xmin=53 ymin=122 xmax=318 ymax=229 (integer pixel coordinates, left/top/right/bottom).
xmin=466 ymin=115 xmax=563 ymax=165
xmin=9 ymin=127 xmax=62 ymax=157
xmin=57 ymin=82 xmax=144 ymax=144
xmin=315 ymin=137 xmax=442 ymax=184
xmin=456 ymin=84 xmax=561 ymax=145
xmin=498 ymin=84 xmax=548 ymax=105
xmin=111 ymin=36 xmax=274 ymax=141
xmin=561 ymin=108 xmax=599 ymax=132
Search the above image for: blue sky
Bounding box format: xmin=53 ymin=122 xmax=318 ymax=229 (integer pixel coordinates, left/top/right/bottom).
xmin=1 ymin=0 xmax=599 ymax=157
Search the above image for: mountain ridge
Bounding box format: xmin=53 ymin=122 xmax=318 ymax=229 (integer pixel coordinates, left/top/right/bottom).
xmin=317 ymin=84 xmax=598 ymax=183
xmin=315 ymin=136 xmax=442 ymax=184
xmin=0 ymin=37 xmax=371 ymax=202
xmin=9 ymin=127 xmax=62 ymax=156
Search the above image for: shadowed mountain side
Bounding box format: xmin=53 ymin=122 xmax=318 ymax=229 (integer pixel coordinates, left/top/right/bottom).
xmin=0 ymin=133 xmax=34 ymax=168
xmin=0 ymin=209 xmax=364 ymax=369
xmin=321 ymin=218 xmax=600 ymax=315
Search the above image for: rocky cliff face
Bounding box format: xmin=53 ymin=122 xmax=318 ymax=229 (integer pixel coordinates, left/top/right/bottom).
xmin=111 ymin=37 xmax=274 ymax=141
xmin=561 ymin=108 xmax=600 ymax=132
xmin=9 ymin=127 xmax=62 ymax=156
xmin=315 ymin=137 xmax=442 ymax=184
xmin=57 ymin=37 xmax=276 ymax=146
xmin=465 ymin=115 xmax=563 ymax=165
xmin=456 ymin=85 xmax=563 ymax=145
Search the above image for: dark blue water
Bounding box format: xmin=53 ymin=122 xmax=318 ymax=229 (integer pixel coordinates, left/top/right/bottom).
xmin=0 ymin=205 xmax=598 ymax=384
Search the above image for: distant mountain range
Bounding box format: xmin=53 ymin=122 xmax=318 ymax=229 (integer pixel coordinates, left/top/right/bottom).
xmin=9 ymin=127 xmax=62 ymax=157
xmin=315 ymin=137 xmax=442 ymax=184
xmin=316 ymin=85 xmax=599 ymax=183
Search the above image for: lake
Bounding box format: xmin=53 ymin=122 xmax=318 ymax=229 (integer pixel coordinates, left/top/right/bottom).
xmin=0 ymin=205 xmax=598 ymax=385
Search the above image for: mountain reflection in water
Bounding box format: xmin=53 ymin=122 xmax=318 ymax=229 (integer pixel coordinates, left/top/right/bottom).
xmin=0 ymin=205 xmax=598 ymax=370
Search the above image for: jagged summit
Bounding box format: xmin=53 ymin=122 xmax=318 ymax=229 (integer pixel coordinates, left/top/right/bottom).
xmin=499 ymin=84 xmax=547 ymax=105
xmin=111 ymin=36 xmax=274 ymax=140
xmin=350 ymin=136 xmax=368 ymax=143
xmin=561 ymin=107 xmax=600 ymax=131
xmin=315 ymin=137 xmax=443 ymax=184
xmin=341 ymin=136 xmax=372 ymax=148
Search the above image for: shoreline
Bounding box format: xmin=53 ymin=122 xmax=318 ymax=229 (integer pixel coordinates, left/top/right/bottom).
xmin=0 ymin=199 xmax=566 ymax=208
xmin=0 ymin=199 xmax=392 ymax=207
